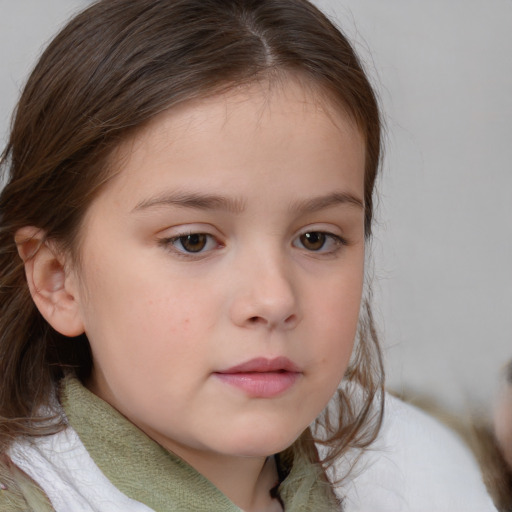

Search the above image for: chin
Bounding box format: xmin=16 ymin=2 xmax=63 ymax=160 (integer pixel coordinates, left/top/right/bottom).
xmin=219 ymin=425 xmax=306 ymax=458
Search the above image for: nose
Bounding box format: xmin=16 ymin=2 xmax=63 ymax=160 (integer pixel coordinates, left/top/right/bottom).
xmin=229 ymin=250 xmax=301 ymax=331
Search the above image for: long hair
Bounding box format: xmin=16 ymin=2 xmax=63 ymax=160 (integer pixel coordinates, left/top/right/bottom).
xmin=0 ymin=0 xmax=383 ymax=482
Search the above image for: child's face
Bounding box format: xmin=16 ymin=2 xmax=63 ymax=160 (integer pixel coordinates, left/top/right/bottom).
xmin=71 ymin=78 xmax=366 ymax=463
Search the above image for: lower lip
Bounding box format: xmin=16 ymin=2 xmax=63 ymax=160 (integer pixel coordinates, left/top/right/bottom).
xmin=215 ymin=371 xmax=300 ymax=398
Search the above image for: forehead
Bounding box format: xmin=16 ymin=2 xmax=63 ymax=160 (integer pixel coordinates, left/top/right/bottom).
xmin=110 ymin=75 xmax=361 ymax=161
xmin=99 ymin=76 xmax=365 ymax=205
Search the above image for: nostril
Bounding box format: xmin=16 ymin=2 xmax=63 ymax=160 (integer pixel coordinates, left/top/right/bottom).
xmin=284 ymin=314 xmax=297 ymax=326
xmin=246 ymin=313 xmax=298 ymax=328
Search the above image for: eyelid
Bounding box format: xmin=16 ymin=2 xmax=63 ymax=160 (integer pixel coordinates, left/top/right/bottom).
xmin=155 ymin=222 xmax=221 ymax=236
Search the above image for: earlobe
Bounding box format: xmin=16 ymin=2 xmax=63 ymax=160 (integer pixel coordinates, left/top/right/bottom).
xmin=15 ymin=226 xmax=85 ymax=337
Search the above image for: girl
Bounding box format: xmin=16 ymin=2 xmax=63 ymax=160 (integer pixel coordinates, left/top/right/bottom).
xmin=0 ymin=0 xmax=497 ymax=510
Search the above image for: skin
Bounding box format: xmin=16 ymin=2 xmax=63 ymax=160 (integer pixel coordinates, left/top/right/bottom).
xmin=20 ymin=78 xmax=366 ymax=511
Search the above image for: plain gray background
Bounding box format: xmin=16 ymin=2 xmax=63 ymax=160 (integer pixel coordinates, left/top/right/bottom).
xmin=1 ymin=0 xmax=511 ymax=415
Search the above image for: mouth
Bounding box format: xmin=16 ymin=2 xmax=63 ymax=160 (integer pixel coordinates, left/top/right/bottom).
xmin=214 ymin=357 xmax=302 ymax=398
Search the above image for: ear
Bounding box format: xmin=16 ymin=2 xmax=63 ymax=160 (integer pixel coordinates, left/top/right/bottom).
xmin=15 ymin=226 xmax=85 ymax=337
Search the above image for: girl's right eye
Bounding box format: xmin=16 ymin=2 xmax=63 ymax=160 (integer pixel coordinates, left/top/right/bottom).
xmin=159 ymin=233 xmax=219 ymax=255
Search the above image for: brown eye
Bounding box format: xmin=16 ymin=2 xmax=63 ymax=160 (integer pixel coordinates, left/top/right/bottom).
xmin=178 ymin=234 xmax=208 ymax=253
xmin=160 ymin=232 xmax=220 ymax=256
xmin=299 ymin=232 xmax=326 ymax=251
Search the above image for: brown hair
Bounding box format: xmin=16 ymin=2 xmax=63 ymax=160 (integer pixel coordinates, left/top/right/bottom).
xmin=0 ymin=0 xmax=383 ymax=482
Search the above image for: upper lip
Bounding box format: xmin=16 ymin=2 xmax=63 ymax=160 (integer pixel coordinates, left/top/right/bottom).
xmin=217 ymin=356 xmax=301 ymax=374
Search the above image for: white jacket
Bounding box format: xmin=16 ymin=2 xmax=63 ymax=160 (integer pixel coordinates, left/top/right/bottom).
xmin=336 ymin=393 xmax=497 ymax=511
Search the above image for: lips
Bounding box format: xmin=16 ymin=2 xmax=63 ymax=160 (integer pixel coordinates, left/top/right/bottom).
xmin=214 ymin=357 xmax=301 ymax=398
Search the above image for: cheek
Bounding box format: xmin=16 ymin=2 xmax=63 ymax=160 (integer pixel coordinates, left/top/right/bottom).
xmin=308 ymin=266 xmax=364 ymax=374
xmin=110 ymin=289 xmax=211 ymax=363
xmin=311 ymin=266 xmax=364 ymax=330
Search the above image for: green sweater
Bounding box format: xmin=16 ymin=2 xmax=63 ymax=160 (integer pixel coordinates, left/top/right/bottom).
xmin=0 ymin=376 xmax=339 ymax=511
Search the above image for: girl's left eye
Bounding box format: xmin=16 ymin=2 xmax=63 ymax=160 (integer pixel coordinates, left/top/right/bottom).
xmin=160 ymin=233 xmax=219 ymax=254
xmin=293 ymin=231 xmax=345 ymax=253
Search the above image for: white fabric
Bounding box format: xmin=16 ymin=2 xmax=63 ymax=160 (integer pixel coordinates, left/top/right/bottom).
xmin=8 ymin=393 xmax=497 ymax=511
xmin=336 ymin=393 xmax=497 ymax=512
xmin=8 ymin=427 xmax=154 ymax=512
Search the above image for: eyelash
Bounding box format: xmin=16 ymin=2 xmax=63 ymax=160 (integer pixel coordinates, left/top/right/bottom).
xmin=158 ymin=230 xmax=347 ymax=258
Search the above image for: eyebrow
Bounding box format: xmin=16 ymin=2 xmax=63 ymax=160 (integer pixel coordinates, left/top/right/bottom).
xmin=133 ymin=191 xmax=246 ymax=214
xmin=289 ymin=191 xmax=364 ymax=214
xmin=132 ymin=190 xmax=363 ymax=214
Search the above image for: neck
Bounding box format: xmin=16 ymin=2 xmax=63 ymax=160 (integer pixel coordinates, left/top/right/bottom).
xmin=166 ymin=446 xmax=282 ymax=511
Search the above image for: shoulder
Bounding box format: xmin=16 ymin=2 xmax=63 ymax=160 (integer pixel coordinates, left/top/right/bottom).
xmin=335 ymin=393 xmax=498 ymax=512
